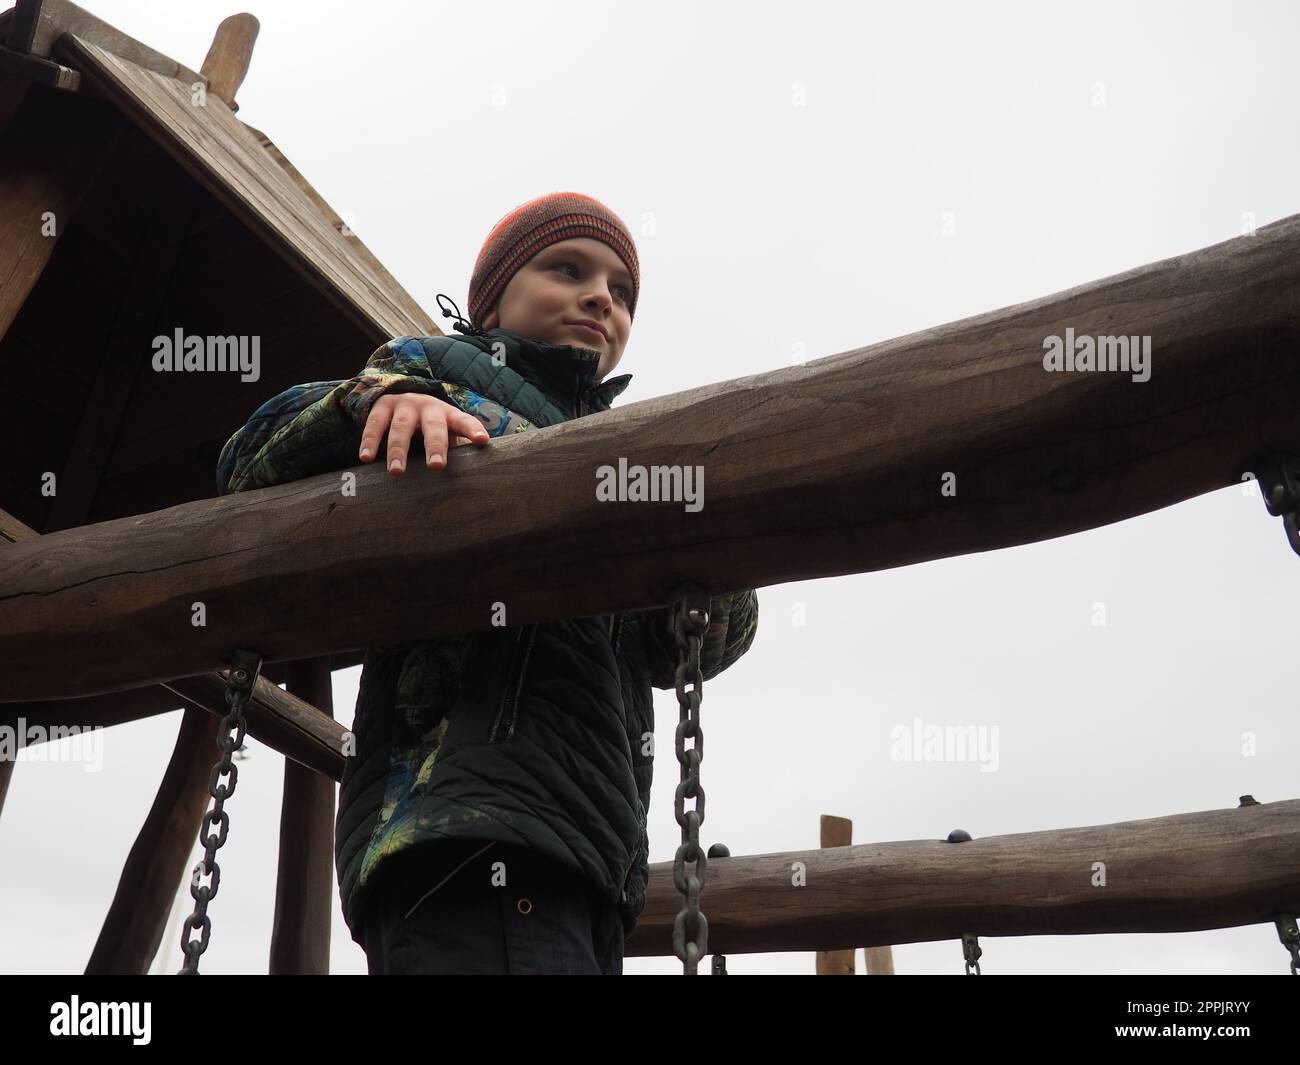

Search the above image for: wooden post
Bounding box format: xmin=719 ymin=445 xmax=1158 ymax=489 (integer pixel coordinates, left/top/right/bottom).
xmin=199 ymin=13 xmax=258 ymax=111
xmin=816 ymin=815 xmax=855 ymax=974
xmin=269 ymin=656 xmax=336 ymax=974
xmin=85 ymin=704 xmax=220 ymax=974
xmin=864 ymin=945 xmax=896 ymax=975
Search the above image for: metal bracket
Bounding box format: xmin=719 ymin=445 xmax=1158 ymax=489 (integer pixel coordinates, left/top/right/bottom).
xmin=947 ymin=829 xmax=982 ymax=974
xmin=1251 ymin=453 xmax=1300 ymax=556
xmin=1276 ymin=916 xmax=1300 ymax=975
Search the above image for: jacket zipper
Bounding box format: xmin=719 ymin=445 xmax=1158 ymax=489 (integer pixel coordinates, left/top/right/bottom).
xmin=489 ymin=624 xmax=538 ymax=743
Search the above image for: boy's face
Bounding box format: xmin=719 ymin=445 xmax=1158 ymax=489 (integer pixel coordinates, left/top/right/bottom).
xmin=480 ymin=237 xmax=633 ymax=380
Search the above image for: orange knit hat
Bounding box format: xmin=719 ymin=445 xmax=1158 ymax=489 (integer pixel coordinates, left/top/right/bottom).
xmin=467 ymin=192 xmax=640 ymax=329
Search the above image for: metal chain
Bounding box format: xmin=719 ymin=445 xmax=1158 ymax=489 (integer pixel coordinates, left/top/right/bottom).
xmin=178 ymin=649 xmax=261 ymax=975
xmin=670 ymin=583 xmax=711 ymax=975
xmin=961 ymin=932 xmax=983 ymax=975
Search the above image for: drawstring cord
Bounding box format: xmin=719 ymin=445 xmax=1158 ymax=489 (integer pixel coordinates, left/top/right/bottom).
xmin=435 ymin=293 xmax=492 ymax=339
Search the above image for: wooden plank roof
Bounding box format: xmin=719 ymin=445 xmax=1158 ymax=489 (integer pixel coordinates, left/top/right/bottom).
xmin=54 ymin=32 xmax=437 ymax=342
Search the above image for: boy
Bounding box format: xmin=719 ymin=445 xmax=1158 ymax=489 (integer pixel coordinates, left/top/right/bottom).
xmin=217 ymin=192 xmax=759 ymax=974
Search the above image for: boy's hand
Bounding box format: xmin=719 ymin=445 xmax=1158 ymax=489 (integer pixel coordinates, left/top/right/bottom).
xmin=360 ymin=393 xmax=490 ymax=475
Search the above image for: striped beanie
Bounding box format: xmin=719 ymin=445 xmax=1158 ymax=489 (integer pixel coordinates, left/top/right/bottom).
xmin=467 ymin=192 xmax=640 ymax=329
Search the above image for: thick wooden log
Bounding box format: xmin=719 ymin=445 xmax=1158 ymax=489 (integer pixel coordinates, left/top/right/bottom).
xmin=198 ymin=13 xmax=258 ymax=111
xmin=5 ymin=214 xmax=1300 ymax=700
xmin=269 ymin=657 xmax=334 ymax=974
xmin=85 ymin=704 xmax=218 ymax=974
xmin=0 ymin=508 xmax=351 ymax=775
xmin=625 ymin=799 xmax=1300 ymax=957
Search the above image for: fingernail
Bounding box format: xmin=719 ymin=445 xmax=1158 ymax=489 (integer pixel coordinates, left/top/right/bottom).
xmin=360 ymin=447 xmax=371 ymax=460
xmin=390 ymin=458 xmax=403 ymax=472
xmin=429 ymin=453 xmax=443 ymax=465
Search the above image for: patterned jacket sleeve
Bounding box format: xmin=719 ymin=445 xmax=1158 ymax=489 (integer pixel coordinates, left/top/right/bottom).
xmin=636 ymin=588 xmax=759 ymax=691
xmin=216 ymin=337 xmax=464 ymax=495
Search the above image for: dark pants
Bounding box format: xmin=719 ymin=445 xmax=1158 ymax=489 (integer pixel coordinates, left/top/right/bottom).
xmin=360 ymin=839 xmax=624 ymax=975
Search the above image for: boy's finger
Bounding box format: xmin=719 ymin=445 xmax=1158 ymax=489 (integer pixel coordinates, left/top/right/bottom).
xmin=422 ymin=407 xmax=450 ymax=468
xmin=386 ymin=406 xmax=417 ymax=474
xmin=458 ymin=411 xmax=490 ymax=443
xmin=359 ymin=403 xmax=393 ymax=462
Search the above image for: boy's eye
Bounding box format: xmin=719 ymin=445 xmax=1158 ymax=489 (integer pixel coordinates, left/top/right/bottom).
xmin=554 ymin=261 xmax=630 ymax=303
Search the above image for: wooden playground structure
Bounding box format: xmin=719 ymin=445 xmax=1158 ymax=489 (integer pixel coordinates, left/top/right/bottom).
xmin=0 ymin=2 xmax=1297 ymax=973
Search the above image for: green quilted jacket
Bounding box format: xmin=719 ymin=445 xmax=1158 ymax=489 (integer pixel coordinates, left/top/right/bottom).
xmin=216 ymin=327 xmax=759 ymax=944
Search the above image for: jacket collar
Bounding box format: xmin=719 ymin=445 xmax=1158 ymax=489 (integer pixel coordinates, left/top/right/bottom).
xmin=481 ymin=327 xmax=633 ymax=416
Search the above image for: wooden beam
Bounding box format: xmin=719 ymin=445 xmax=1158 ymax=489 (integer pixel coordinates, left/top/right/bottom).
xmin=47 ymin=167 xmax=200 ymax=531
xmin=85 ymin=704 xmax=218 ymax=974
xmin=0 ymin=44 xmax=80 ymax=91
xmin=624 ymin=799 xmax=1300 ymax=957
xmin=6 ymin=0 xmax=207 ymax=85
xmin=199 ymin=13 xmax=257 ymax=111
xmin=0 ymin=508 xmax=350 ymax=776
xmin=5 ymin=212 xmax=1300 ymax=700
xmin=0 ymin=670 xmax=348 ymax=779
xmin=0 ymin=81 xmax=125 ymax=341
xmin=1 ymin=649 xmax=361 ymax=728
xmin=162 ymin=673 xmax=346 ymax=781
xmin=269 ymin=657 xmax=335 ymax=974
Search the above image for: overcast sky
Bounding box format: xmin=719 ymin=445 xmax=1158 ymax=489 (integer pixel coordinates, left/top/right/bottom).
xmin=3 ymin=0 xmax=1299 ymax=975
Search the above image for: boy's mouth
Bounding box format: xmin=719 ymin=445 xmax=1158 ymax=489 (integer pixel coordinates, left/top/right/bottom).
xmin=564 ymin=319 xmax=608 ymax=342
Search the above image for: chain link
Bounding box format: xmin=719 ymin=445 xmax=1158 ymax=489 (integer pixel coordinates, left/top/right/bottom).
xmin=177 ymin=649 xmax=261 ymax=975
xmin=961 ymin=932 xmax=982 ymax=975
xmin=669 ymin=583 xmax=711 ymax=975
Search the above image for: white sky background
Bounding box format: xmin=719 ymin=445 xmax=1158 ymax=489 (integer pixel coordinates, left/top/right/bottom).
xmin=3 ymin=0 xmax=1298 ymax=975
